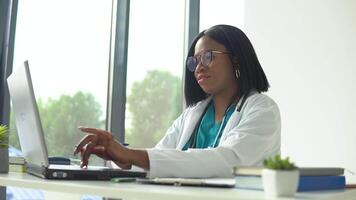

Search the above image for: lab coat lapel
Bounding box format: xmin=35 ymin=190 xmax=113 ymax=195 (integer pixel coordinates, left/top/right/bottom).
xmin=219 ymin=111 xmax=241 ymax=142
xmin=176 ymin=97 xmax=212 ymax=149
xmin=218 ymin=93 xmax=250 ymax=143
xmin=218 ymin=91 xmax=256 ymax=143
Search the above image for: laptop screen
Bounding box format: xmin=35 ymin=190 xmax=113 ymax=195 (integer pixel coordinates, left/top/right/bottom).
xmin=7 ymin=60 xmax=50 ymax=167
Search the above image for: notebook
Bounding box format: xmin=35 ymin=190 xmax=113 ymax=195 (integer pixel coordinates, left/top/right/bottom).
xmin=7 ymin=60 xmax=146 ymax=180
xmin=233 ymin=167 xmax=344 ymax=176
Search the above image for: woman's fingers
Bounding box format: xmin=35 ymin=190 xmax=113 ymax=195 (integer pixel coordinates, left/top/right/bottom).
xmin=80 ymin=149 xmax=88 ymax=168
xmin=80 ymin=141 xmax=96 ymax=168
xmin=78 ymin=127 xmax=113 ymax=138
xmin=75 ymin=127 xmax=116 ymax=167
xmin=79 ymin=145 xmax=110 ymax=168
xmin=73 ymin=134 xmax=97 ymax=155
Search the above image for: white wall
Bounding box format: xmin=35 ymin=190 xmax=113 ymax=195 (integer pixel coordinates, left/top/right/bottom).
xmin=244 ymin=0 xmax=356 ymax=183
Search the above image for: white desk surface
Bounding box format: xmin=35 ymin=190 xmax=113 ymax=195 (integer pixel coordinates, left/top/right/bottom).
xmin=1 ymin=172 xmax=356 ymax=200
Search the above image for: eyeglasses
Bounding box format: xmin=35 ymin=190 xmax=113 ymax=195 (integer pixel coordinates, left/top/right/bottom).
xmin=186 ymin=50 xmax=231 ymax=72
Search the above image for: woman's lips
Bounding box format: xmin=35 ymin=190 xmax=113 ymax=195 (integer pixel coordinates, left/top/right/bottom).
xmin=197 ymin=75 xmax=210 ymax=84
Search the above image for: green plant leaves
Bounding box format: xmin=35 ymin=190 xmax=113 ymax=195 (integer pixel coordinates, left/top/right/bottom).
xmin=263 ymin=155 xmax=297 ymax=170
xmin=0 ymin=125 xmax=9 ymax=148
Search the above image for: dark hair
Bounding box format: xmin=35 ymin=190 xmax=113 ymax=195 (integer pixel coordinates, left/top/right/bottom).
xmin=184 ymin=24 xmax=269 ymax=106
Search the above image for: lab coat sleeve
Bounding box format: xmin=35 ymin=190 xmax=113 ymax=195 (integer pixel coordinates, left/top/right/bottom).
xmin=146 ymin=95 xmax=281 ymax=178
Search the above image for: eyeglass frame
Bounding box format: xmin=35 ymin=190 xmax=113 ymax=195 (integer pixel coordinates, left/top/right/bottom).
xmin=186 ymin=50 xmax=231 ymax=72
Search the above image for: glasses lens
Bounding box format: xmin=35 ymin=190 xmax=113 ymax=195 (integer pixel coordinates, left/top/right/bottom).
xmin=201 ymin=51 xmax=212 ymax=67
xmin=187 ymin=57 xmax=197 ymax=72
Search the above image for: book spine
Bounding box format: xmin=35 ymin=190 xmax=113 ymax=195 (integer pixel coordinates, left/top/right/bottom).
xmin=235 ymin=175 xmax=345 ymax=191
xmin=298 ymin=176 xmax=345 ymax=191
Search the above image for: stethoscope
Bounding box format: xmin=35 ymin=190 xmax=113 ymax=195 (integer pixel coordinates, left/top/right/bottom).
xmin=189 ymin=93 xmax=249 ymax=148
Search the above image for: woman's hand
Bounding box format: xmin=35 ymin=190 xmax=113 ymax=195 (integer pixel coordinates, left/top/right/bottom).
xmin=73 ymin=127 xmax=132 ymax=169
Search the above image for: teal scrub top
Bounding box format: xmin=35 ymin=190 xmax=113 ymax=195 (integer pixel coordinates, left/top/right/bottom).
xmin=183 ymin=101 xmax=236 ymax=150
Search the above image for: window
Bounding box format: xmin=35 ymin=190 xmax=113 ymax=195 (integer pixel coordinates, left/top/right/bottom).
xmin=9 ymin=0 xmax=112 ymax=166
xmin=125 ymin=0 xmax=185 ymax=148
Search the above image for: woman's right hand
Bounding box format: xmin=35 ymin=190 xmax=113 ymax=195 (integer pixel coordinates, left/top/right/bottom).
xmin=73 ymin=127 xmax=132 ymax=169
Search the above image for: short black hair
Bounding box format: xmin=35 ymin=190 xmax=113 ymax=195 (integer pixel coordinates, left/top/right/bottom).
xmin=184 ymin=24 xmax=270 ymax=106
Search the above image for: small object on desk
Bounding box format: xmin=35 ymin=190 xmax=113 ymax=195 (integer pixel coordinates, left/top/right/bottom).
xmin=9 ymin=164 xmax=26 ymax=173
xmin=48 ymin=157 xmax=71 ymax=165
xmin=9 ymin=156 xmax=25 ymax=165
xmin=9 ymin=156 xmax=26 ymax=173
xmin=111 ymin=177 xmax=137 ymax=183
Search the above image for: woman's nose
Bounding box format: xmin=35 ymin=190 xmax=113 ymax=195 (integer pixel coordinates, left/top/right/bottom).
xmin=195 ymin=61 xmax=206 ymax=73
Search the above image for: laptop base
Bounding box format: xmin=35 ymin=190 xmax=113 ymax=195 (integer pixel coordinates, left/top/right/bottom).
xmin=26 ymin=163 xmax=147 ymax=180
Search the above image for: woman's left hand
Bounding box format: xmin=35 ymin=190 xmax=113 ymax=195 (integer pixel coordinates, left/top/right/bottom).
xmin=73 ymin=127 xmax=132 ymax=169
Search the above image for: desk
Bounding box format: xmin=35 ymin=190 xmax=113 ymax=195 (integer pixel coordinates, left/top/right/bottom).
xmin=1 ymin=172 xmax=356 ymax=200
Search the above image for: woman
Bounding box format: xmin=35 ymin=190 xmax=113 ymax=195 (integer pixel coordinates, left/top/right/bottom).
xmin=74 ymin=25 xmax=281 ymax=178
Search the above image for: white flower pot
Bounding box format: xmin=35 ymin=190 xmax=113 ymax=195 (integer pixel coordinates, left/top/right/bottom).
xmin=262 ymin=169 xmax=299 ymax=197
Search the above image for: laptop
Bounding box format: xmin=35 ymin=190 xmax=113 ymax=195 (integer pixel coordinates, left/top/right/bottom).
xmin=7 ymin=60 xmax=146 ymax=180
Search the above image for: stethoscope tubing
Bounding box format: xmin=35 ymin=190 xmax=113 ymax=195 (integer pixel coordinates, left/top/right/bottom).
xmin=190 ymin=93 xmax=249 ymax=148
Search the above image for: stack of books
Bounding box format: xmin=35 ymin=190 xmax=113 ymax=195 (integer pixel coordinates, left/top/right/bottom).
xmin=9 ymin=156 xmax=26 ymax=173
xmin=233 ymin=167 xmax=345 ymax=191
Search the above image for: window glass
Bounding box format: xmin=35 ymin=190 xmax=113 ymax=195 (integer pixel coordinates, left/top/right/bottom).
xmin=125 ymin=0 xmax=185 ymax=148
xmin=9 ymin=0 xmax=112 ymax=166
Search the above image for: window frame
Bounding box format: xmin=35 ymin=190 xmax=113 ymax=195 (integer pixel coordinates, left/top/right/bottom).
xmin=0 ymin=0 xmax=18 ymax=126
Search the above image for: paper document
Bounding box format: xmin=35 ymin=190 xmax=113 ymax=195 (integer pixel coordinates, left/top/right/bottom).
xmin=137 ymin=178 xmax=236 ymax=188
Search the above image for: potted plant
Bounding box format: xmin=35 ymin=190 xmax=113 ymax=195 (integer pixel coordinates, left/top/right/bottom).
xmin=262 ymin=155 xmax=299 ymax=197
xmin=0 ymin=124 xmax=9 ymax=173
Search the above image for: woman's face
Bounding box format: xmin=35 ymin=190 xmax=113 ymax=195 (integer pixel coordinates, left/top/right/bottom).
xmin=194 ymin=36 xmax=237 ymax=95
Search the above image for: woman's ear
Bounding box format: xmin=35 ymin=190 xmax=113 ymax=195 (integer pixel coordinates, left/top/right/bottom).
xmin=232 ymin=56 xmax=240 ymax=69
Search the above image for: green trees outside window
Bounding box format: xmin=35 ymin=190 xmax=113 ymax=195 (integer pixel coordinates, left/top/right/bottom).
xmin=126 ymin=70 xmax=182 ymax=148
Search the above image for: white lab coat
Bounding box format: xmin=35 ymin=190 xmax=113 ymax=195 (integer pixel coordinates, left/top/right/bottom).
xmin=146 ymin=91 xmax=281 ymax=178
